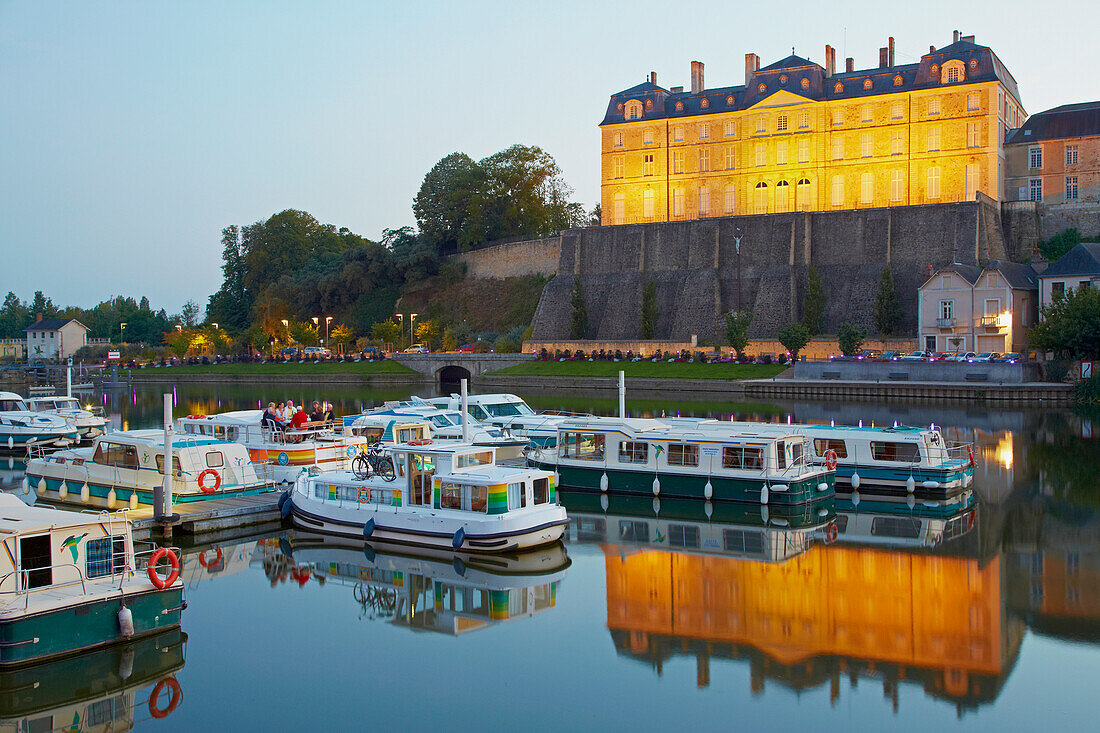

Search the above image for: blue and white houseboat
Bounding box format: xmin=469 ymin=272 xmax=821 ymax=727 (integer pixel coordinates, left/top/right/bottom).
xmin=0 ymin=392 xmax=78 ymax=450
xmin=428 ymin=392 xmax=586 ymax=448
xmin=26 ymin=395 xmax=108 ymax=440
xmin=349 ymin=398 xmax=527 ymax=459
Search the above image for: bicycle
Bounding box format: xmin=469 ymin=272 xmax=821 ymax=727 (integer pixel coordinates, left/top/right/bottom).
xmin=351 ymin=444 xmax=396 ymax=482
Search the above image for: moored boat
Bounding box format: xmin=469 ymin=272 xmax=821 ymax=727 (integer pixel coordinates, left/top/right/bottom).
xmin=25 ymin=395 xmax=108 ymax=440
xmin=0 ymin=392 xmax=78 ymax=450
xmin=287 ymin=439 xmax=568 ymax=553
xmin=428 ymin=392 xmax=588 ymax=448
xmin=349 ymin=398 xmax=528 ymax=459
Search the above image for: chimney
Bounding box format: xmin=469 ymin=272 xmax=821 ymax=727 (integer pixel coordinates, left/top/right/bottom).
xmin=879 ymin=47 xmax=889 ymax=68
xmin=649 ymin=71 xmax=657 ymax=85
xmin=953 ymin=30 xmax=960 ymax=43
xmin=744 ymin=53 xmax=759 ymax=85
xmin=670 ymin=85 xmax=684 ymax=93
xmin=930 ymin=45 xmax=936 ymax=53
xmin=825 ymin=45 xmax=835 ymax=77
xmin=690 ymin=61 xmax=704 ymax=94
xmin=845 ymin=57 xmax=854 ymax=73
xmin=888 ymin=37 xmax=895 ymax=67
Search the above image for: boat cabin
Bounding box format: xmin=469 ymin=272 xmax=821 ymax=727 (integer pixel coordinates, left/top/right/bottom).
xmin=346 ymin=415 xmax=432 ymax=444
xmin=26 ymin=396 xmax=85 ymax=413
xmin=0 ymin=393 xmax=29 ymax=413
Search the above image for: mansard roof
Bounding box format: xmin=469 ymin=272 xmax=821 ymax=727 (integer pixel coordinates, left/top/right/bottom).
xmin=1040 ymin=242 xmax=1100 ymax=278
xmin=602 ymin=39 xmax=1021 ymax=126
xmin=1005 ymin=101 xmax=1100 ymax=145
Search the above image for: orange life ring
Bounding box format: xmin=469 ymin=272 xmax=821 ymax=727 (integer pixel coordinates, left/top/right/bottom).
xmin=824 ymin=449 xmax=838 ymax=471
xmin=198 ymin=548 xmax=223 ymax=569
xmin=149 ymin=676 xmax=182 ymax=719
xmin=408 ymin=439 xmax=433 ymax=446
xmin=147 ymin=547 xmax=180 ymax=589
xmin=186 ymin=414 xmax=206 ymax=420
xmin=966 ymin=445 xmax=976 ymax=467
xmin=824 ymin=523 xmax=839 ymax=544
xmin=197 ymin=468 xmax=221 ymax=493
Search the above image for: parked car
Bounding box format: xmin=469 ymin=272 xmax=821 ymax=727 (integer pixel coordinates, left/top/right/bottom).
xmin=970 ymin=352 xmax=1001 ymax=362
xmin=948 ymin=351 xmax=977 ymax=362
xmin=856 ymin=350 xmax=879 ymax=360
xmin=403 ymin=344 xmax=430 ymax=354
xmin=302 ymin=346 xmax=330 ymax=358
xmin=877 ymin=351 xmax=901 ymax=361
xmin=899 ymin=351 xmax=929 ymax=361
xmin=279 ymin=347 xmax=299 ymax=358
xmin=995 ymin=352 xmax=1023 ymax=363
xmin=927 ymin=352 xmax=951 ymax=361
xmin=455 ymin=344 xmax=475 ymax=353
xmin=360 ymin=346 xmax=385 ymax=360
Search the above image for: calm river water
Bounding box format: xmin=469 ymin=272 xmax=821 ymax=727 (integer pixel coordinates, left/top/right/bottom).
xmin=2 ymin=381 xmax=1098 ymax=731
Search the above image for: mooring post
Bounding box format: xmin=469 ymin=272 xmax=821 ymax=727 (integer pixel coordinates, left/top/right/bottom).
xmin=619 ymin=370 xmax=626 ymax=418
xmin=156 ymin=393 xmax=180 ymax=536
xmin=461 ymin=379 xmax=470 ymax=442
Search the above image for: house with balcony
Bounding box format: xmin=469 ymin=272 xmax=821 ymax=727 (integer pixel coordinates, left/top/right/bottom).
xmin=918 ymin=261 xmax=1038 ymax=354
xmin=1038 ymin=241 xmax=1100 ymax=311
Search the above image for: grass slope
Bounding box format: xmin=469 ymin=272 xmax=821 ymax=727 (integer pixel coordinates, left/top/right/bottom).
xmin=151 ymin=361 xmax=416 ymax=375
xmin=493 ymin=360 xmax=787 ymax=380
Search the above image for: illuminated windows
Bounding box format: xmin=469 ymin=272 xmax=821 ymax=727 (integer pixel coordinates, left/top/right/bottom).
xmin=643 ymin=129 xmax=654 ymax=145
xmin=699 ymin=148 xmax=710 ymax=172
xmin=753 ymin=182 xmax=768 ymax=213
xmin=777 ymin=115 xmax=788 ymax=131
xmin=890 ymin=170 xmax=904 ymax=201
xmin=966 ymin=123 xmax=979 ymax=148
xmin=613 ymin=132 xmax=623 ymax=148
xmin=860 ymin=173 xmax=873 ymax=204
xmin=672 ymin=150 xmax=684 ymax=174
xmin=927 ymin=97 xmax=940 ymax=116
xmin=613 ymin=193 xmax=625 ymax=224
xmin=755 ymin=143 xmax=766 ymax=166
xmin=861 ymin=104 xmax=872 ymax=123
xmin=926 ymin=166 xmax=941 ymax=199
xmin=724 ymin=146 xmax=736 ymax=170
xmin=674 ymin=125 xmax=684 ymax=142
xmin=612 ymin=156 xmax=624 ymax=179
xmin=891 ymin=129 xmax=903 ymax=155
xmin=891 ymin=102 xmax=903 ymax=120
xmin=775 ymin=179 xmax=790 ymax=212
xmin=642 ymin=153 xmax=654 ymax=176
xmin=797 ymin=137 xmax=809 ymax=163
xmin=967 ymin=92 xmax=980 ymax=111
xmin=625 ymin=100 xmax=644 ymax=119
xmin=724 ymin=120 xmax=736 ymax=137
xmin=776 ymin=141 xmax=788 ymax=165
xmin=831 ymin=136 xmax=844 ymax=160
xmin=861 ymin=133 xmax=873 ymax=158
xmin=643 ymin=189 xmax=655 ymax=218
xmin=831 ymin=175 xmax=844 ymax=206
xmin=755 ymin=117 xmax=766 ymax=134
xmin=699 ymin=122 xmax=710 ymax=140
xmin=927 ymin=126 xmax=941 ymax=152
xmin=798 ymin=112 xmax=809 ymax=129
xmin=831 ymin=107 xmax=843 ymax=126
xmin=796 ymin=178 xmax=811 ymax=211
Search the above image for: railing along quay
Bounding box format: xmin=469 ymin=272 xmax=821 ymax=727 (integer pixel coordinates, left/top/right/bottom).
xmin=741 ymin=379 xmax=1074 ymax=404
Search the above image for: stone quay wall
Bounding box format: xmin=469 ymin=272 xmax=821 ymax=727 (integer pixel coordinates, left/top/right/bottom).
xmin=451 ymin=237 xmax=561 ymax=279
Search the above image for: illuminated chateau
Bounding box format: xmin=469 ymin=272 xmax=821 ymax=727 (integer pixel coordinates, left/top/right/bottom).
xmin=600 ymin=32 xmax=1025 ymax=224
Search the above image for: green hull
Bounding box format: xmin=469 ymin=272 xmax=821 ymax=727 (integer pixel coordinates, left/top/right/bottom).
xmin=0 ymin=586 xmax=183 ymax=667
xmin=540 ymin=461 xmax=834 ymax=506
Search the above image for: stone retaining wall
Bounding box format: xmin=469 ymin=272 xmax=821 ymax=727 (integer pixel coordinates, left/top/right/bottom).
xmin=793 ymin=360 xmax=1041 ymax=383
xmin=450 ymin=237 xmax=561 ymax=279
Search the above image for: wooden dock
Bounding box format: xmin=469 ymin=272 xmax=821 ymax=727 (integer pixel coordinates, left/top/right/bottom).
xmin=130 ymin=493 xmax=282 ymax=539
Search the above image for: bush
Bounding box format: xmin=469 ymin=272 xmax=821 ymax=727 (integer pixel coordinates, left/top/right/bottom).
xmin=778 ymin=322 xmax=810 ymax=362
xmin=837 ymin=322 xmax=866 ymax=356
xmin=1075 ymin=375 xmax=1100 ymax=405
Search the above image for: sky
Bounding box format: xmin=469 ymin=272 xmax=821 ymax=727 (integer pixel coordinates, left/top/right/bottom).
xmin=1 ymin=0 xmax=1098 ymax=314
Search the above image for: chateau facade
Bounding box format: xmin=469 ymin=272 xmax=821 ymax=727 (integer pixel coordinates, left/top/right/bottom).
xmin=600 ymin=33 xmax=1025 ymax=225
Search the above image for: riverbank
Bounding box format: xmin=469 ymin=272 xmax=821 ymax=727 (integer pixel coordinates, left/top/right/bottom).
xmin=493 ymin=361 xmax=787 ymax=380
xmin=129 ymin=360 xmax=427 ymax=385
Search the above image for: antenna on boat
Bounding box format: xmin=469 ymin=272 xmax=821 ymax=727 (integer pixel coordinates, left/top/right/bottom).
xmin=461 ymin=379 xmax=470 ymax=442
xmin=618 ymin=371 xmax=626 ymax=418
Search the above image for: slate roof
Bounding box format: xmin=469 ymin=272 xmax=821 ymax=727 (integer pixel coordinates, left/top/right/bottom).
xmin=986 ymin=260 xmax=1039 ymax=289
xmin=1039 ymin=242 xmax=1100 ymax=278
xmin=23 ymin=318 xmax=86 ymax=332
xmin=1005 ymin=101 xmax=1100 ymax=145
xmin=759 ymin=54 xmax=815 ymax=72
xmin=921 ymin=264 xmax=982 ymax=289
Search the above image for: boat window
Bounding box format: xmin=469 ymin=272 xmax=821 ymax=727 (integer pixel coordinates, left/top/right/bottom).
xmin=438 ymin=482 xmax=488 ymax=512
xmin=791 ymin=441 xmax=803 ymax=465
xmin=834 ymin=515 xmax=849 ymax=533
xmin=0 ymin=399 xmax=27 ymax=411
xmin=871 ymin=516 xmax=922 ymax=538
xmin=441 ymin=483 xmax=462 ymax=509
xmin=870 ymin=441 xmax=921 ymax=462
xmin=456 ymin=452 xmax=493 ymax=469
xmin=226 ymin=427 xmax=239 ymax=441
xmin=485 ymin=401 xmax=533 ymax=417
xmin=723 ymin=529 xmax=765 ymax=554
xmin=559 ymin=432 xmax=605 ymax=461
xmin=813 ymin=438 xmax=848 ymax=458
xmin=471 ymin=485 xmax=487 ymax=512
xmin=357 ymin=427 xmax=385 ymax=442
xmin=202 ymin=425 xmax=214 ymax=436
xmin=430 ymin=415 xmax=451 ymax=428
xmin=206 ymin=451 xmax=224 ymax=468
xmin=396 ymin=427 xmax=420 ymax=443
xmin=618 ymin=520 xmax=650 ymax=543
xmin=777 ymin=442 xmax=787 ymax=470
xmin=214 ymin=426 xmax=227 ymax=439
xmin=668 ymin=443 xmax=700 ymax=467
xmin=468 ymin=405 xmax=491 ymax=421
xmin=722 ymin=445 xmax=764 ymax=470
xmin=19 ymin=534 xmax=52 ymax=589
xmin=533 ymin=477 xmax=549 ymax=504
xmin=93 ymin=442 xmax=138 ymax=469
xmin=409 ymin=454 xmax=434 ymax=505
xmin=669 ymin=524 xmax=700 ymax=548
xmin=508 ymin=481 xmax=526 ymax=509
xmin=618 ymin=441 xmax=649 ymax=464
xmin=86 ymin=535 xmax=126 ymax=579
xmin=154 ymin=454 xmax=183 ymax=477
xmin=86 ymin=694 xmax=128 ymax=727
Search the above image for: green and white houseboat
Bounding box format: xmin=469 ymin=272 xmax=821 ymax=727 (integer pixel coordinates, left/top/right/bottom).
xmin=0 ymin=494 xmax=185 ymax=667
xmin=527 ymin=417 xmax=835 ymax=507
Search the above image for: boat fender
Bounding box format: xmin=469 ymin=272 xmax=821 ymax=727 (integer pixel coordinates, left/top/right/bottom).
xmin=36 ymin=476 xmax=46 ymax=496
xmin=906 ymin=494 xmax=916 ymax=509
xmin=922 ymin=480 xmax=939 ymax=489
xmin=20 ymin=476 xmax=29 ymax=496
xmin=362 ymin=543 xmax=375 ymax=563
xmin=824 ymin=449 xmax=838 ymax=471
xmin=850 ymin=472 xmax=860 ymax=489
xmin=118 ymin=605 xmax=134 ymax=638
xmin=107 ymin=489 xmax=117 ymax=509
xmin=818 ymin=507 xmax=829 ymax=517
xmin=652 ymin=477 xmax=660 ymax=496
xmin=760 ymin=484 xmax=769 ymax=505
xmin=278 ymin=491 xmax=290 ymax=510
xmin=817 ymin=482 xmax=830 ymax=492
xmin=452 ymin=556 xmax=467 ymax=577
xmin=851 ymin=490 xmax=861 ymax=507
xmin=147 ymin=548 xmax=180 ymax=589
xmin=652 ymin=497 xmax=660 ymax=515
xmin=280 ymin=496 xmax=294 ymax=520
xmin=967 ymin=445 xmax=975 ymax=467
xmin=149 ymin=676 xmax=182 ymax=719
xmin=363 ymin=517 xmax=375 ymax=538
xmin=119 ymin=645 xmax=135 ymax=680
xmin=128 ymin=491 xmax=138 ymax=510
xmin=599 ymin=493 xmax=609 ymax=513
xmin=704 ymin=480 xmax=713 ymax=500
xmin=58 ymin=481 xmax=68 ymax=500
xmin=80 ymin=482 xmax=90 ymax=503
xmin=704 ymin=500 xmax=713 ymax=519
xmin=760 ymin=504 xmax=770 ymax=524
xmin=906 ymin=476 xmax=916 ymax=494
xmin=6 ymin=436 xmax=12 ymax=449
xmin=452 ymin=527 xmax=466 ymax=549
xmin=599 ymin=472 xmax=608 ymax=492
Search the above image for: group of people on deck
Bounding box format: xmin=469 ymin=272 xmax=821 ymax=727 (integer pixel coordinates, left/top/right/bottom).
xmin=260 ymin=399 xmax=335 ymax=440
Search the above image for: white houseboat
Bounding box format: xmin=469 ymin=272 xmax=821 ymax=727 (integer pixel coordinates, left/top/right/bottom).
xmin=527 ymin=417 xmax=835 ymax=506
xmin=0 ymin=392 xmax=78 ymax=450
xmin=23 ymin=430 xmax=273 ymax=510
xmin=177 ymin=410 xmax=372 ymax=484
xmin=350 ymin=398 xmax=527 ymax=459
xmin=0 ymin=494 xmax=186 ymax=666
xmin=26 ymin=395 xmax=108 ymax=440
xmin=428 ymin=392 xmax=586 ymax=448
xmin=286 ymin=439 xmax=568 ymax=552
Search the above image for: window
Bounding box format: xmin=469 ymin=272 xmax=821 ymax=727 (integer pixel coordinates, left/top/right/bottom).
xmin=870 ymin=442 xmax=921 ymax=462
xmin=776 ymin=141 xmax=788 ymax=165
xmin=724 ymin=145 xmax=736 ymax=170
xmin=205 ymin=451 xmax=224 ymax=468
xmin=755 ymin=143 xmax=765 ymax=166
xmin=928 ymin=127 xmax=941 ymax=152
xmin=700 ymin=99 xmax=709 ymax=109
xmin=724 ymin=120 xmax=736 ymax=137
xmin=643 ymin=153 xmax=654 ymax=176
xmin=673 ymin=187 xmax=685 ymax=216
xmin=723 ymin=529 xmax=764 ymax=554
xmin=675 ymin=101 xmax=684 ymax=111
xmin=669 ymin=524 xmax=700 ymax=548
xmin=643 ymin=189 xmax=655 ymax=218
xmin=831 ymin=108 xmax=842 ymax=126
xmin=945 ymin=66 xmax=961 ymax=83
xmin=155 ymin=454 xmax=183 ymax=477
xmin=724 ymin=184 xmax=736 ymax=214
xmin=440 ymin=483 xmax=462 ymax=509
xmin=775 ymin=180 xmax=790 ymax=212
xmin=863 ymin=79 xmax=873 ymax=90
xmin=925 ymin=335 xmax=937 ymax=351
xmin=797 ymin=138 xmax=809 ymax=163
xmin=673 ymin=150 xmax=684 ymax=174
xmin=860 ymin=173 xmax=873 ymax=204
xmin=861 ymin=105 xmax=871 ymax=123
xmin=798 ymin=112 xmax=809 ymax=129
xmin=1029 ymin=146 xmax=1042 ymax=169
xmin=777 ymin=115 xmax=788 ymax=131
xmin=559 ymin=432 xmax=605 ymax=460
xmin=801 ymin=78 xmax=810 ymax=90
xmin=796 ymin=178 xmax=811 ymax=210
xmin=625 ymin=100 xmax=643 ymax=119
xmin=927 ymin=97 xmax=940 ymax=116
xmin=618 ymin=520 xmax=649 ymax=543
xmin=813 ymin=439 xmax=848 ymax=458
xmin=86 ymin=695 xmax=127 ymax=728
xmin=984 ymin=298 xmax=1001 ymax=316
xmin=966 ymin=122 xmax=979 ymax=148
xmin=753 ymin=182 xmax=768 ymax=213
xmin=612 ymin=156 xmax=624 ymax=179
xmin=1052 ymin=281 xmax=1065 ymax=298
xmin=508 ymin=481 xmax=526 ymax=509
xmin=891 ymin=102 xmax=903 ymax=120
xmin=940 ymin=300 xmax=954 ymax=320
xmin=755 ymin=117 xmax=765 ymax=134
xmin=533 ymin=477 xmax=549 ymax=504
xmin=86 ymin=536 xmax=126 ymax=579
xmin=699 ymin=122 xmax=709 ymax=140
xmin=92 ymin=442 xmax=138 ymax=469
xmin=871 ymin=517 xmax=922 ymax=538
xmin=968 ymin=92 xmax=980 ymax=111
xmin=891 ymin=129 xmax=903 ymax=155
xmin=1067 ymin=176 xmax=1079 ymax=200
xmin=643 ymin=129 xmax=654 ymax=145
xmin=722 ymin=445 xmax=764 ymax=470
xmin=613 ymin=193 xmax=625 ymax=224
xmin=1029 ymin=178 xmax=1042 ymax=202
xmin=927 ymin=166 xmax=941 ymax=199
xmin=699 ymin=148 xmax=710 ymax=172
xmin=965 ymin=164 xmax=979 ymax=200
xmin=618 ymin=441 xmax=649 ymax=464
xmin=1067 ymin=145 xmax=1078 ymax=165
xmin=674 ymin=126 xmax=684 ymax=142
xmin=831 ymin=136 xmax=843 ymax=160
xmin=698 ymin=186 xmax=710 ymax=216
xmin=613 ymin=132 xmax=623 ymax=148
xmin=861 ymin=133 xmax=872 ymax=158
xmin=726 ymin=95 xmax=735 ymax=106
xmin=667 ymin=443 xmax=699 ymax=467
xmin=831 ymin=175 xmax=844 ymax=206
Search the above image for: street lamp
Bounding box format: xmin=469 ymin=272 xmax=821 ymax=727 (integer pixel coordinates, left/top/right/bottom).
xmin=119 ymin=322 xmax=127 ymax=344
xmin=175 ymin=324 xmax=182 ymax=332
xmin=325 ymin=316 xmax=333 ymax=347
xmin=410 ymin=313 xmax=419 ymax=344
xmin=395 ymin=313 xmax=404 ymax=349
xmin=281 ymin=319 xmax=290 ymax=348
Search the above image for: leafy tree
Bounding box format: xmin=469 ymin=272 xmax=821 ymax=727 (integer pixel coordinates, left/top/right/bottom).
xmin=415 ymin=319 xmax=441 ymax=349
xmin=288 ymin=321 xmax=318 ymax=346
xmin=0 ymin=292 xmax=29 ymax=339
xmin=1039 ymin=228 xmax=1082 ymax=263
xmin=725 ymin=310 xmax=752 ymax=360
xmin=180 ymin=300 xmax=201 ymax=327
xmin=640 ymin=281 xmax=658 ymax=338
xmin=589 ymin=203 xmax=601 ymax=226
xmin=371 ymin=319 xmax=401 ymax=346
xmin=837 ymin=322 xmax=866 ymax=356
xmin=1028 ymin=286 xmax=1100 ymax=359
xmin=873 ymin=267 xmax=902 ymax=337
xmin=330 ymin=324 xmax=354 ymax=349
xmin=206 ymin=225 xmax=252 ymax=332
xmin=569 ymin=279 xmax=588 ymax=339
xmin=164 ymin=328 xmax=191 ymax=358
xmin=802 ymin=266 xmax=825 ymax=337
xmin=778 ymin=322 xmax=810 ymax=362
xmin=383 ymin=226 xmax=437 ymax=282
xmin=413 ymin=152 xmax=483 ymax=256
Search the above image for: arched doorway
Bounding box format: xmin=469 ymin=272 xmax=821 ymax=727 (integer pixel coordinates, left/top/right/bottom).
xmin=438 ymin=365 xmax=472 ymax=391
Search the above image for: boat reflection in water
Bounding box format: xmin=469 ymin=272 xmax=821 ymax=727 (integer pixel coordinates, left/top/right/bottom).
xmin=563 ymin=490 xmax=1019 ymax=714
xmin=0 ymin=627 xmax=186 ymax=732
xmin=265 ymin=533 xmax=571 ymax=635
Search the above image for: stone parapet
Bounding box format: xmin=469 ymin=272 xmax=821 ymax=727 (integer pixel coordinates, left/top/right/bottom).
xmin=450 ymin=237 xmax=561 ymax=279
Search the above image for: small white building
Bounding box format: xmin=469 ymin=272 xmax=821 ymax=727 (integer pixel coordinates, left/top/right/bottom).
xmin=918 ymin=261 xmax=1039 ymax=354
xmin=23 ymin=317 xmax=89 ymax=361
xmin=1038 ymin=242 xmax=1100 ymax=311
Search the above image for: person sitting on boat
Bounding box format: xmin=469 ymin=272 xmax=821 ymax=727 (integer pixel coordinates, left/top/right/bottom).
xmin=309 ymin=401 xmax=324 ymax=423
xmin=282 ymin=400 xmax=297 ymax=422
xmin=320 ymin=401 xmax=334 ymax=423
xmin=287 ymin=407 xmax=309 ymax=442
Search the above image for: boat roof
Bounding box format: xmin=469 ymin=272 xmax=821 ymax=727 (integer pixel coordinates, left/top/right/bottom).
xmin=25 ymin=396 xmax=79 ymax=403
xmin=0 ymin=391 xmax=27 ymax=401
xmin=0 ymin=493 xmax=127 ymax=534
xmin=95 ymin=430 xmax=230 ymax=449
xmin=435 ymin=393 xmax=527 ymax=404
xmin=557 ymin=416 xmax=803 ymax=442
xmin=179 ymin=410 xmax=264 ymax=424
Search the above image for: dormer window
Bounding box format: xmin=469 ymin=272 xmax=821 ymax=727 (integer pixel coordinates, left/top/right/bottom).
xmin=942 ymin=60 xmax=965 ymax=84
xmin=675 ymin=101 xmax=684 ymax=112
xmin=757 ymin=83 xmax=766 ymax=93
xmin=624 ymin=100 xmax=644 ymax=120
xmin=779 ymin=74 xmax=788 ymax=86
xmin=834 ymin=82 xmax=843 ymax=93
xmin=645 ymin=99 xmax=653 ymax=110
xmin=893 ymin=75 xmax=903 ymax=86
xmin=969 ymin=58 xmax=978 ymax=70
xmin=930 ymin=64 xmax=940 ymax=76
xmin=700 ymin=98 xmax=709 ymax=109
xmin=726 ymin=95 xmax=735 ymax=106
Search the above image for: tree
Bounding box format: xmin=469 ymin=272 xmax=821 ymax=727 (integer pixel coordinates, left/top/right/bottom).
xmin=206 ymin=225 xmax=252 ymax=332
xmin=802 ymin=266 xmax=826 ymax=337
xmin=569 ymin=279 xmax=588 ymax=339
xmin=725 ymin=310 xmax=752 ymax=360
xmin=640 ymin=281 xmax=658 ymax=338
xmin=371 ymin=319 xmax=402 ymax=347
xmin=873 ymin=267 xmax=902 ymax=337
xmin=415 ymin=319 xmax=441 ymax=349
xmin=589 ymin=203 xmax=602 ymax=226
xmin=180 ymin=300 xmax=201 ymax=328
xmin=288 ymin=321 xmax=318 ymax=346
xmin=413 ymin=152 xmax=483 ymax=256
xmin=164 ymin=328 xmax=191 ymax=358
xmin=330 ymin=324 xmax=355 ymax=351
xmin=1028 ymin=286 xmax=1100 ymax=359
xmin=778 ymin=322 xmax=810 ymax=362
xmin=1039 ymin=228 xmax=1082 ymax=263
xmin=29 ymin=291 xmax=57 ymax=320
xmin=837 ymin=322 xmax=866 ymax=356
xmin=0 ymin=292 xmax=29 ymax=339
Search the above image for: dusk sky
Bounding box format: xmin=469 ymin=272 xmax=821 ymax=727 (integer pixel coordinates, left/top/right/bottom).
xmin=2 ymin=0 xmax=1097 ymax=314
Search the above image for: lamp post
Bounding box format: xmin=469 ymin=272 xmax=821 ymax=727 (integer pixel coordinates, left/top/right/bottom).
xmin=325 ymin=316 xmax=332 ymax=348
xmin=119 ymin=322 xmax=127 ymax=345
xmin=281 ymin=319 xmax=290 ymax=351
xmin=410 ymin=313 xmax=419 ymax=346
xmin=394 ymin=313 xmax=404 ymax=350
xmin=210 ymin=323 xmax=218 ymax=357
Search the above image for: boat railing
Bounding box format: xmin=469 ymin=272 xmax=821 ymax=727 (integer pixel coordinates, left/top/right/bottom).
xmin=0 ymin=563 xmax=89 ymax=608
xmin=25 ymin=442 xmax=63 ymax=461
xmin=944 ymin=440 xmax=977 ymax=466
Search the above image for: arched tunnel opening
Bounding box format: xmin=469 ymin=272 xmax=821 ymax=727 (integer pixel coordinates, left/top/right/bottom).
xmin=438 ymin=365 xmax=472 ymax=391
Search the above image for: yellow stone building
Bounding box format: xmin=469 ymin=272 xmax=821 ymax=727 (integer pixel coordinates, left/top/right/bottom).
xmin=600 ymin=33 xmax=1026 ymax=225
